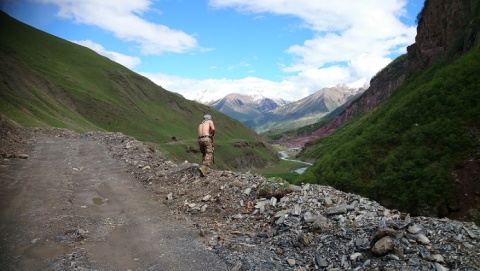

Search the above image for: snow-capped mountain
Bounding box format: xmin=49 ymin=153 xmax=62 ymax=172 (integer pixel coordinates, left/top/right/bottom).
xmin=209 ymin=84 xmax=367 ymax=133
xmin=208 ymin=93 xmax=289 ymax=123
xmin=186 ymin=89 xmax=223 ymax=104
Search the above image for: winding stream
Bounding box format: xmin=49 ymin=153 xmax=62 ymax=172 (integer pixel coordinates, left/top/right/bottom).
xmin=278 ymin=150 xmax=313 ymax=174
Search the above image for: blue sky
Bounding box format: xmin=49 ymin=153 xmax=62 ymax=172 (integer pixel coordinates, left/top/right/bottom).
xmin=1 ymin=0 xmax=425 ymax=102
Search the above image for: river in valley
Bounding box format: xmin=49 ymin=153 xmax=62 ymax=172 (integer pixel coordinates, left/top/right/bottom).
xmin=278 ymin=149 xmax=312 ymax=174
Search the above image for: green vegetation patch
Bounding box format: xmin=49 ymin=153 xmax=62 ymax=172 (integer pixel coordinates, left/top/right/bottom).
xmin=257 ymin=177 xmax=295 ymax=199
xmin=296 ymin=47 xmax=480 ymax=217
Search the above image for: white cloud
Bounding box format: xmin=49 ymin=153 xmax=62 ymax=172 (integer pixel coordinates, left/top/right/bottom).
xmin=73 ymin=40 xmax=141 ymax=69
xmin=288 ymin=66 xmax=350 ymax=89
xmin=209 ymin=0 xmax=408 ymax=33
xmin=140 ymin=72 xmax=299 ymax=103
xmin=209 ymin=0 xmax=417 ymax=98
xmin=32 ymin=0 xmax=420 ymax=101
xmin=142 ymin=0 xmax=418 ymax=103
xmin=140 ymin=67 xmax=370 ymax=104
xmin=36 ymin=0 xmax=198 ymax=54
xmin=349 ymin=55 xmax=392 ymax=79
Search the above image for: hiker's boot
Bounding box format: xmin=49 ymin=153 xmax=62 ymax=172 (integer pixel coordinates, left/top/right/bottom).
xmin=198 ymin=165 xmax=208 ymax=177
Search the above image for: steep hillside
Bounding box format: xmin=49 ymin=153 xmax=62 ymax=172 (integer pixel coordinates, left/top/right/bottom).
xmin=0 ymin=11 xmax=279 ymax=170
xmin=298 ymin=46 xmax=480 ymax=219
xmin=295 ymin=0 xmax=480 ymax=220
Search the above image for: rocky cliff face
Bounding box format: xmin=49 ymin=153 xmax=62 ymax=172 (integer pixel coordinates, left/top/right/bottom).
xmin=407 ymin=0 xmax=480 ymax=74
xmin=283 ymin=0 xmax=479 ymax=147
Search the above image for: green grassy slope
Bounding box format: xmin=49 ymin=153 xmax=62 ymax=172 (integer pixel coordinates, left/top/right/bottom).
xmin=0 ymin=12 xmax=278 ymax=169
xmin=296 ymin=47 xmax=480 ymax=217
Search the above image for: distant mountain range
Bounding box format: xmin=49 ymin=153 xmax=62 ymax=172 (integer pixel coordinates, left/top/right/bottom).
xmin=209 ymin=84 xmax=366 ymax=133
xmin=208 ymin=93 xmax=289 ymax=123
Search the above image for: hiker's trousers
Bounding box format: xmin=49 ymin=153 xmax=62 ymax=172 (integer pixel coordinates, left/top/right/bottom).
xmin=198 ymin=137 xmax=213 ymax=166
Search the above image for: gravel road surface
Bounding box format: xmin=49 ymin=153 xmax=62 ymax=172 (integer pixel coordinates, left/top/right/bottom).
xmin=0 ymin=134 xmax=229 ymax=271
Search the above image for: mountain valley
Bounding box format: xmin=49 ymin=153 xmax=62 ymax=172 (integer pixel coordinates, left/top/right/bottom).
xmin=210 ymin=84 xmax=366 ymax=133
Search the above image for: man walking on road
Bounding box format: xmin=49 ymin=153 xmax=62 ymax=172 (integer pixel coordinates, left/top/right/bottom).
xmin=198 ymin=114 xmax=215 ymax=177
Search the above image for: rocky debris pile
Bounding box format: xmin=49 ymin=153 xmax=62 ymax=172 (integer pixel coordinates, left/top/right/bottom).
xmin=78 ymin=131 xmax=480 ymax=271
xmin=3 ymin=126 xmax=480 ymax=271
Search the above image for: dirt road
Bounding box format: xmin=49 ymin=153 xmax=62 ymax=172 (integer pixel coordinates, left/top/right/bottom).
xmin=0 ymin=134 xmax=229 ymax=271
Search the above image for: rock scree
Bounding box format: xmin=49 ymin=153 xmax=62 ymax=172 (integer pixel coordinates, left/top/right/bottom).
xmin=1 ymin=124 xmax=479 ymax=270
